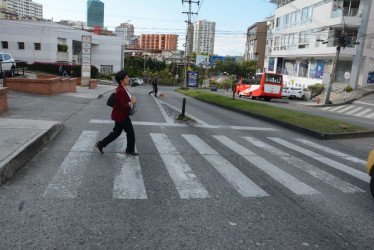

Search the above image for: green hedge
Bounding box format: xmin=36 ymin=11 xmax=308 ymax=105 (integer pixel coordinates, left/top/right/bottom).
xmin=17 ymin=62 xmax=99 ymax=79
xmin=307 ymin=83 xmax=324 ymax=98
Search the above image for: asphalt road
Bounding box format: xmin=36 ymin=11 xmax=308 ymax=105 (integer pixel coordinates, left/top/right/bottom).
xmin=1 ymin=86 xmax=373 ymax=249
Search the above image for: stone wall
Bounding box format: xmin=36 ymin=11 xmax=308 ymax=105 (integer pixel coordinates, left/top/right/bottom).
xmin=0 ymin=87 xmax=9 ymax=113
xmin=4 ymin=76 xmax=76 ymax=95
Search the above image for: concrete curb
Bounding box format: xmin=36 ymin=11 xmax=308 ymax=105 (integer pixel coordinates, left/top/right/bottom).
xmin=191 ymin=97 xmax=374 ymax=140
xmin=0 ymin=122 xmax=64 ymax=185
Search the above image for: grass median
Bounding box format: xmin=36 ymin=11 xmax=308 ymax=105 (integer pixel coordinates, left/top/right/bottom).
xmin=176 ymin=89 xmax=371 ymax=134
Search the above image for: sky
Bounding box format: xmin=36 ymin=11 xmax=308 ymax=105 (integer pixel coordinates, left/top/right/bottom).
xmin=35 ymin=0 xmax=276 ymax=56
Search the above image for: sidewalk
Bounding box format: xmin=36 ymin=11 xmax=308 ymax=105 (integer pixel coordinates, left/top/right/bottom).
xmin=0 ymin=84 xmax=116 ymax=186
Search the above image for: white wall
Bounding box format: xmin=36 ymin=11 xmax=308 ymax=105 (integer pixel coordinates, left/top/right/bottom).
xmin=0 ymin=20 xmax=122 ymax=72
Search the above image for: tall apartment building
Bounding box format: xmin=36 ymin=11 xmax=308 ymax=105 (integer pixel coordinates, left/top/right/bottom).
xmin=0 ymin=0 xmax=42 ymax=19
xmin=266 ymin=0 xmax=374 ymax=89
xmin=140 ymin=34 xmax=178 ymax=51
xmin=192 ymin=19 xmax=216 ymax=55
xmin=244 ymin=21 xmax=267 ymax=72
xmin=87 ymin=0 xmax=104 ymax=28
xmin=115 ymin=23 xmax=134 ymax=46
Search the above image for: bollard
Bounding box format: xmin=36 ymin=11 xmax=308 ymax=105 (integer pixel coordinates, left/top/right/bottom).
xmin=182 ymin=98 xmax=186 ymax=117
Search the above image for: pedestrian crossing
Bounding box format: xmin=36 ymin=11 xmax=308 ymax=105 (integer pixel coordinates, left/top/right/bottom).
xmin=43 ymin=130 xmax=369 ymax=200
xmin=321 ymin=103 xmax=374 ymax=119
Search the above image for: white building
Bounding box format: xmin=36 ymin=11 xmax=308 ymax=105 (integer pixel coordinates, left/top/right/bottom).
xmin=0 ymin=20 xmax=122 ymax=74
xmin=115 ymin=23 xmax=134 ymax=47
xmin=265 ymin=0 xmax=374 ymax=89
xmin=0 ymin=0 xmax=42 ymax=19
xmin=192 ymin=19 xmax=216 ymax=55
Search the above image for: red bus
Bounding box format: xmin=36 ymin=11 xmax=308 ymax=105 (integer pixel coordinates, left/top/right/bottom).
xmin=236 ymin=73 xmax=283 ymax=101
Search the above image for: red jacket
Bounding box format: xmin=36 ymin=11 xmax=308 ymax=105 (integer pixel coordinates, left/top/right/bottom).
xmin=111 ymin=85 xmax=131 ymax=123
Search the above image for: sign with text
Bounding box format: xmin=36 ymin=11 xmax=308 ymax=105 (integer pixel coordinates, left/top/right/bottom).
xmin=81 ymin=35 xmax=91 ymax=86
xmin=187 ymin=71 xmax=198 ymax=87
xmin=211 ymin=56 xmax=236 ymax=66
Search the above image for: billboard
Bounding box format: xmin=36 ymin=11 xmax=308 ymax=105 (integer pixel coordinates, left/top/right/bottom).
xmin=196 ymin=55 xmax=210 ymax=66
xmin=211 ymin=56 xmax=236 ymax=66
xmin=187 ymin=71 xmax=198 ymax=87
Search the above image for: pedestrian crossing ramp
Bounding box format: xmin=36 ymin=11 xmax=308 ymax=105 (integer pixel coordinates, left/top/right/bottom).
xmin=43 ymin=130 xmax=369 ymax=200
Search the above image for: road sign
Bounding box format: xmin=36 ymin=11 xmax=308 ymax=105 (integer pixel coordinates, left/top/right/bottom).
xmin=344 ymin=72 xmax=350 ymax=80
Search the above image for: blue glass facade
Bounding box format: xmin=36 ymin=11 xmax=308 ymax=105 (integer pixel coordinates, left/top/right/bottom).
xmin=87 ymin=0 xmax=104 ymax=28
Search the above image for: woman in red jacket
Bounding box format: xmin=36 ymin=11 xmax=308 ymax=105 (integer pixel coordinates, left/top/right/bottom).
xmin=95 ymin=71 xmax=137 ymax=156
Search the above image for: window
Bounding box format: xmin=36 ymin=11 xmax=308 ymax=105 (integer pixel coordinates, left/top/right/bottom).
xmin=18 ymin=42 xmax=25 ymax=50
xmin=34 ymin=43 xmax=41 ymax=50
xmin=283 ymin=14 xmax=290 ymax=29
xmin=290 ymin=11 xmax=300 ymax=28
xmin=299 ymin=30 xmax=311 ymax=47
xmin=301 ymin=6 xmax=313 ymax=25
xmin=1 ymin=41 xmax=8 ymax=49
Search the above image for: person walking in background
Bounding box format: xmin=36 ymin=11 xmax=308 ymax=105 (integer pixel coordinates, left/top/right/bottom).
xmin=58 ymin=65 xmax=63 ymax=76
xmin=148 ymin=74 xmax=158 ymax=97
xmin=95 ymin=71 xmax=138 ymax=156
xmin=70 ymin=70 xmax=75 ymax=77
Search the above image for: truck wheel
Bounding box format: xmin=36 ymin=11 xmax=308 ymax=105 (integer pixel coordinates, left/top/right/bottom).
xmin=371 ymin=177 xmax=374 ymax=198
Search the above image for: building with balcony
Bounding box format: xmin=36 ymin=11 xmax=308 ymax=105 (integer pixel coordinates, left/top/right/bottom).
xmin=192 ymin=19 xmax=216 ymax=55
xmin=244 ymin=21 xmax=267 ymax=72
xmin=0 ymin=20 xmax=122 ymax=73
xmin=0 ymin=0 xmax=42 ymax=19
xmin=140 ymin=34 xmax=178 ymax=51
xmin=266 ymin=0 xmax=374 ymax=89
xmin=87 ymin=0 xmax=104 ymax=28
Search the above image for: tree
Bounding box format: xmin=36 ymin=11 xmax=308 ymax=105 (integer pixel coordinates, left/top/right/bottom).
xmin=215 ymin=58 xmax=258 ymax=99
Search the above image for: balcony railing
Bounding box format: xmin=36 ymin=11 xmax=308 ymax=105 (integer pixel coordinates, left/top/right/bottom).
xmin=331 ymin=7 xmax=360 ymax=18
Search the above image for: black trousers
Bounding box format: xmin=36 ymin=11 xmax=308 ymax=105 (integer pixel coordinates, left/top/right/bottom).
xmin=149 ymin=85 xmax=158 ymax=96
xmin=99 ymin=116 xmax=135 ymax=153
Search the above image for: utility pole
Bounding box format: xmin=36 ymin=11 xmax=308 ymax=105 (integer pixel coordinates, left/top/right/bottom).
xmin=182 ymin=0 xmax=199 ymax=88
xmin=349 ymin=0 xmax=372 ymax=90
xmin=324 ymin=25 xmax=352 ymax=104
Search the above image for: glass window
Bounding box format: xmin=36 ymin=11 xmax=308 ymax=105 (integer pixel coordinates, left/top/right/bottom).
xmin=283 ymin=14 xmax=290 ymax=29
xmin=301 ymin=6 xmax=313 ymax=25
xmin=18 ymin=42 xmax=25 ymax=50
xmin=34 ymin=43 xmax=41 ymax=50
xmin=1 ymin=41 xmax=8 ymax=49
xmin=265 ymin=74 xmax=282 ymax=84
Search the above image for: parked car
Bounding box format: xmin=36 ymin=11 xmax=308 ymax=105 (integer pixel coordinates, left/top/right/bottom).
xmin=0 ymin=52 xmax=16 ymax=77
xmin=288 ymin=87 xmax=306 ymax=100
xmin=367 ymin=149 xmax=374 ymax=198
xmin=130 ymin=78 xmax=143 ymax=86
xmin=281 ymin=87 xmax=290 ymax=97
xmin=210 ymin=85 xmax=217 ymax=92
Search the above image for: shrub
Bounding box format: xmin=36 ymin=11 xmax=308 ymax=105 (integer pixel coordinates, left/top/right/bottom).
xmin=20 ymin=62 xmax=99 ymax=79
xmin=344 ymin=86 xmax=353 ymax=92
xmin=307 ymin=83 xmax=324 ymax=97
xmin=57 ymin=44 xmax=68 ymax=52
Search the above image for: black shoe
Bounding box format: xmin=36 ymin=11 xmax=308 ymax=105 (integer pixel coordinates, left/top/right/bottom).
xmin=95 ymin=143 xmax=104 ymax=154
xmin=125 ymin=152 xmax=138 ymax=156
xmin=149 ymin=92 xmax=151 ymax=95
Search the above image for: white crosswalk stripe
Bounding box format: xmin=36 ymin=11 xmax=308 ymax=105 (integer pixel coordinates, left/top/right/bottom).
xmin=321 ymin=104 xmax=374 ymax=119
xmin=150 ymin=133 xmax=210 ymax=199
xmin=336 ymin=105 xmax=357 ymax=113
xmin=268 ymin=137 xmax=370 ymax=183
xmin=182 ymin=134 xmax=268 ymax=197
xmin=213 ymin=135 xmax=320 ymax=195
xmin=43 ymin=130 xmax=370 ymax=200
xmin=244 ymin=137 xmax=364 ymax=193
xmin=113 ymin=137 xmax=146 ymax=199
xmin=43 ymin=130 xmax=100 ymax=199
xmin=294 ymin=138 xmax=366 ymax=165
xmin=345 ymin=106 xmax=363 ymax=115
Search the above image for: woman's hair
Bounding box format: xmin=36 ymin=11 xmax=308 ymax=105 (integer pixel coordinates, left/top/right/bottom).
xmin=115 ymin=71 xmax=128 ymax=84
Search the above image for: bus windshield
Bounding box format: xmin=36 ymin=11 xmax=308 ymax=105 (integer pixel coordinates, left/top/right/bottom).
xmin=264 ymin=74 xmax=282 ymax=84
